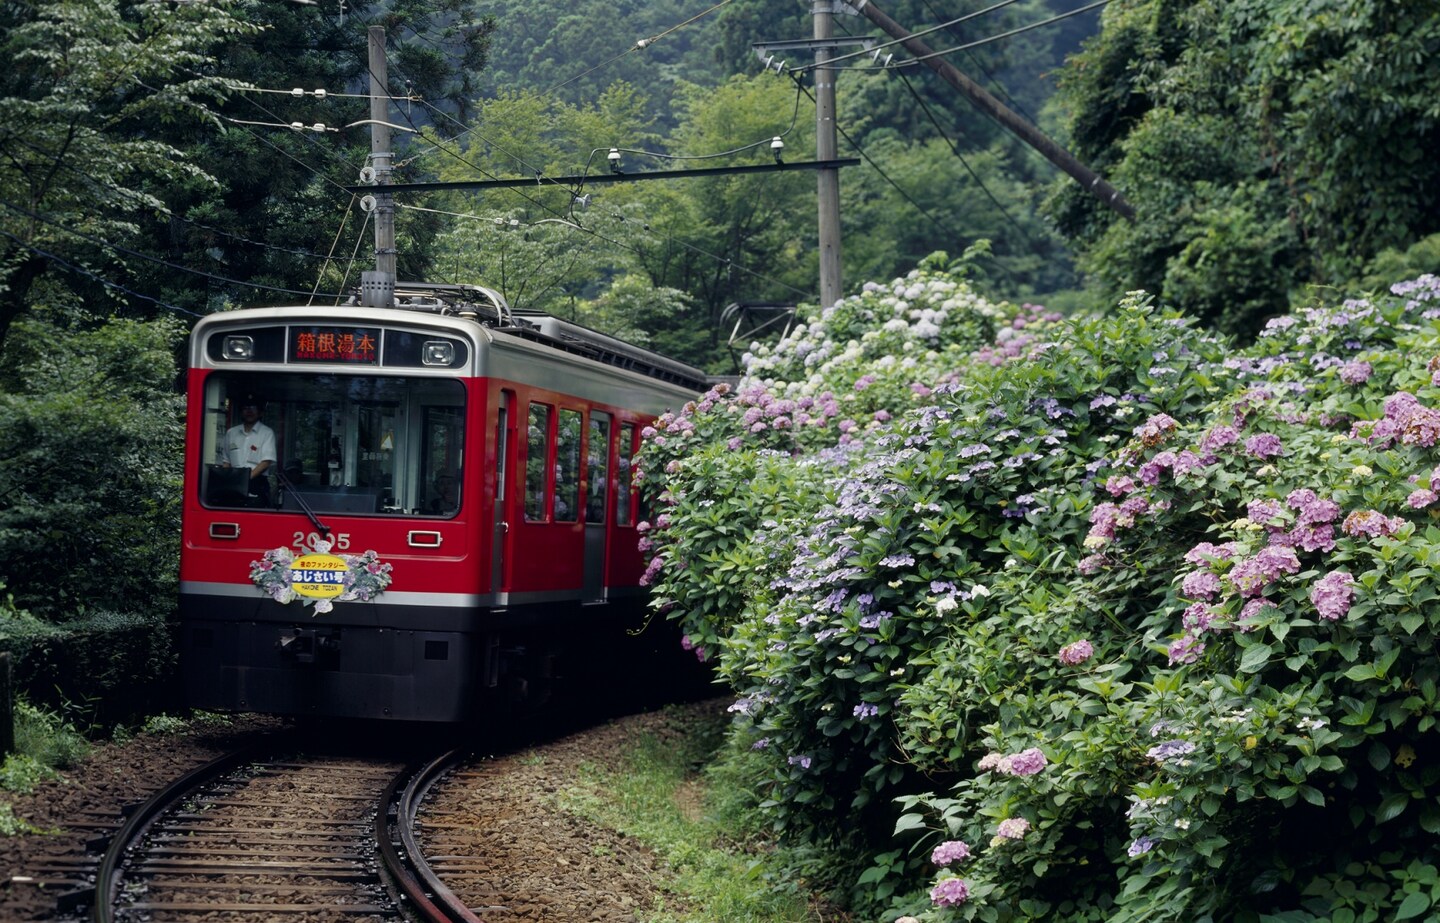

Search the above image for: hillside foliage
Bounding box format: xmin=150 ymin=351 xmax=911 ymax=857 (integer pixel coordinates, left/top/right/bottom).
xmin=1049 ymin=0 xmax=1440 ymax=337
xmin=638 ymin=265 xmax=1440 ymax=920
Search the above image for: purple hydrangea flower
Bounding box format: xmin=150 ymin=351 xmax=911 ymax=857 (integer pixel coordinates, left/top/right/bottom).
xmin=1228 ymin=546 xmax=1301 ymax=597
xmin=1127 ymin=836 xmax=1157 ymax=858
xmin=1181 ymin=570 xmax=1222 ymax=601
xmin=1339 ymin=361 xmax=1373 ymax=384
xmin=1310 ymin=570 xmax=1356 ymax=621
xmin=1004 ymin=747 xmax=1047 ymax=776
xmin=930 ymin=840 xmax=972 ymax=867
xmin=930 ymin=877 xmax=971 ymax=907
xmin=1245 ymin=433 xmax=1285 ymax=459
xmin=1201 ymin=425 xmax=1240 ymax=452
xmin=1185 ymin=542 xmax=1239 ymax=566
xmin=1058 ymin=639 xmax=1095 ymax=665
xmin=1147 ymin=739 xmax=1196 ymax=761
xmin=1134 ymin=413 xmax=1179 ymax=446
xmin=1168 ymin=634 xmax=1204 ymax=665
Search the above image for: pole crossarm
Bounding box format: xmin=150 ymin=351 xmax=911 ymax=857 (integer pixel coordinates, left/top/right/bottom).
xmin=345 ymin=159 xmax=862 ymax=195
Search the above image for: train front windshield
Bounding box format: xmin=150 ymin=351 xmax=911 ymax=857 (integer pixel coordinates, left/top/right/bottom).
xmin=199 ymin=372 xmax=465 ymax=516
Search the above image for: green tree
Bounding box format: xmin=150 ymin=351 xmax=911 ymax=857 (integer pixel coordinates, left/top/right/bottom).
xmin=1050 ymin=0 xmax=1440 ymax=336
xmin=0 ymin=0 xmax=257 ymax=346
xmin=622 ymin=74 xmax=816 ymax=363
xmin=0 ymin=307 xmax=185 ymax=620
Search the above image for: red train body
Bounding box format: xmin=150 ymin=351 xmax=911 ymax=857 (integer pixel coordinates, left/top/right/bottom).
xmin=179 ymin=284 xmax=704 ymax=721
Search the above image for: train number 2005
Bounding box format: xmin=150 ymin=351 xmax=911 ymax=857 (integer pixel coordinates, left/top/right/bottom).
xmin=292 ymin=531 xmax=352 ymax=551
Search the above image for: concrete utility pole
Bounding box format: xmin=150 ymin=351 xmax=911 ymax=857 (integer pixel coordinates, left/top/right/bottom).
xmin=362 ymin=25 xmax=397 ymax=307
xmin=814 ymin=2 xmax=843 ymax=308
xmin=847 ymin=0 xmax=1135 ymax=221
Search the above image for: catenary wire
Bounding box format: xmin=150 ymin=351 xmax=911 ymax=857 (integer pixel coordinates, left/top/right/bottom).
xmin=793 ymin=0 xmax=1027 ymax=74
xmin=892 ymin=68 xmax=1032 ymax=240
xmin=917 ymin=0 xmax=1038 ymax=124
xmin=0 ymin=199 xmax=328 ymax=300
xmin=873 ymin=0 xmax=1113 ymax=72
xmin=791 ymin=77 xmax=964 ymax=246
xmin=542 ymin=0 xmax=738 ymax=97
xmin=6 ymin=131 xmax=342 ymax=263
xmin=387 ymin=90 xmax=814 ymax=301
xmin=0 ymin=226 xmax=205 ymax=318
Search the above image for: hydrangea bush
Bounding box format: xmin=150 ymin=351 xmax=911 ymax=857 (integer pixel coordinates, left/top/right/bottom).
xmin=639 ymin=265 xmax=1440 ymax=921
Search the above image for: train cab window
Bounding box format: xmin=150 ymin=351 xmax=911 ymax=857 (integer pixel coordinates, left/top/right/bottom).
xmin=199 ymin=372 xmax=464 ymax=516
xmin=525 ymin=403 xmax=552 ymax=521
xmin=421 ymin=407 xmax=463 ymax=516
xmin=555 ymin=409 xmax=582 ymax=523
xmin=587 ymin=413 xmax=610 ymax=523
xmin=616 ymin=423 xmax=636 ymax=527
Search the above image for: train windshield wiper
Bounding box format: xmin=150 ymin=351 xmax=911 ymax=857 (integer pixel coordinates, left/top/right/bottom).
xmin=273 ymin=466 xmax=332 ymax=540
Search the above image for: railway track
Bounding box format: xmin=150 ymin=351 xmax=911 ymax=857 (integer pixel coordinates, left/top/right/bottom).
xmin=90 ymin=744 xmax=482 ymax=923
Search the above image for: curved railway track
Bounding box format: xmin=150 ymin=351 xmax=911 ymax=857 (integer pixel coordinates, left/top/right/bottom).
xmin=92 ymin=744 xmax=481 ymax=923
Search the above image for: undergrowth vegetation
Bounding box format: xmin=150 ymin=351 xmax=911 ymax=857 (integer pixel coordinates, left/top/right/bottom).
xmin=637 ymin=254 xmax=1440 ymax=921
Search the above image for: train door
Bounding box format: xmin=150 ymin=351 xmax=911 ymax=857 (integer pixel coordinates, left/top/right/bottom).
xmin=583 ymin=411 xmax=611 ymax=603
xmin=493 ymin=390 xmax=515 ymax=590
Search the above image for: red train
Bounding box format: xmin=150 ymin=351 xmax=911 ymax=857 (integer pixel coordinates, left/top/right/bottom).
xmin=179 ymin=283 xmax=705 ymax=721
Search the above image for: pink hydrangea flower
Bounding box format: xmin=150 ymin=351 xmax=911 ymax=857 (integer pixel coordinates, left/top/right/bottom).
xmin=1342 ymin=509 xmax=1405 ymax=538
xmin=1245 ymin=433 xmax=1285 ymax=459
xmin=1004 ymin=748 xmax=1047 ymax=776
xmin=1181 ymin=570 xmax=1222 ymax=601
xmin=1311 ymin=571 xmax=1356 ymax=621
xmin=1058 ymin=639 xmax=1094 ymax=665
xmin=995 ymin=817 xmax=1030 ymax=839
xmin=1407 ymin=489 xmax=1436 ymax=509
xmin=930 ymin=840 xmax=972 ymax=866
xmin=1105 ymin=475 xmax=1137 ymax=496
xmin=1339 ymin=361 xmax=1373 ymax=385
xmin=930 ymin=877 xmax=970 ymax=907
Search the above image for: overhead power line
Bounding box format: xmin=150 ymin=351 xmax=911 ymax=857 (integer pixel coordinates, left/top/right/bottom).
xmin=884 ymin=0 xmax=1112 ymax=71
xmin=351 ymin=159 xmax=860 ymax=195
xmin=0 ymin=226 xmax=204 ymax=318
xmin=892 ymin=69 xmax=1032 ymax=241
xmin=0 ymin=199 xmax=328 ymax=301
xmin=795 ymin=0 xmax=1026 ymax=73
xmin=790 ymin=79 xmax=965 ymax=246
xmin=844 ymin=0 xmax=1134 ymax=221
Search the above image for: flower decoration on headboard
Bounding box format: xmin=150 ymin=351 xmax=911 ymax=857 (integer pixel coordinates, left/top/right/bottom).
xmin=249 ymin=541 xmax=393 ymax=614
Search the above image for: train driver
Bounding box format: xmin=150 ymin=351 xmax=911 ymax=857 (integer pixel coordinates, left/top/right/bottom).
xmin=220 ymin=394 xmax=276 ymax=506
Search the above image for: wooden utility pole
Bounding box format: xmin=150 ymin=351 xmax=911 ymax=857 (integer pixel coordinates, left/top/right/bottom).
xmin=814 ymin=2 xmax=843 ymax=308
xmin=847 ymin=0 xmax=1135 ymax=220
xmin=362 ymin=25 xmax=397 ymax=307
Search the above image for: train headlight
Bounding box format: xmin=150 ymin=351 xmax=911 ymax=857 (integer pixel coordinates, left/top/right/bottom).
xmin=422 ymin=340 xmax=454 ymax=366
xmin=222 ymin=335 xmax=255 ymax=360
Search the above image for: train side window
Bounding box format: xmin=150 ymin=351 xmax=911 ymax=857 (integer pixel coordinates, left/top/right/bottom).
xmin=616 ymin=423 xmax=635 ymax=527
xmin=554 ymin=409 xmax=581 ymax=523
xmin=525 ymin=403 xmax=552 ymax=522
xmin=587 ymin=413 xmax=610 ymax=523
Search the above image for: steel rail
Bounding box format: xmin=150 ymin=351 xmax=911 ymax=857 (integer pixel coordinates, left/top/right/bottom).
xmin=377 ymin=748 xmax=484 ymax=922
xmin=91 ymin=743 xmax=270 ymax=923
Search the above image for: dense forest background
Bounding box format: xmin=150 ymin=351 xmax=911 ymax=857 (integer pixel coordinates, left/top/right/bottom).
xmin=1 ymin=0 xmax=1437 ymax=710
